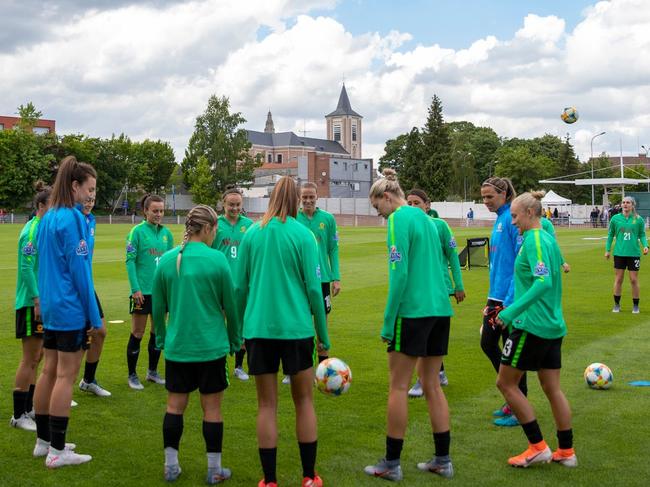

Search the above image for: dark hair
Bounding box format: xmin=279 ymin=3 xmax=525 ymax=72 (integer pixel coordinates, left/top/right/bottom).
xmin=140 ymin=194 xmax=165 ymax=214
xmin=222 ymin=186 xmax=243 ymax=201
xmin=33 ymin=180 xmax=52 ymax=209
xmin=50 ymin=156 xmax=97 ymax=208
xmin=407 ymin=188 xmax=429 ymax=203
xmin=481 ymin=177 xmax=517 ymax=203
xmin=261 ymin=176 xmax=299 ymax=227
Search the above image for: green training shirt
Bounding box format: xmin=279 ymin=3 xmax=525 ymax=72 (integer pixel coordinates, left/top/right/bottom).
xmin=498 ymin=228 xmax=566 ymax=339
xmin=432 ymin=218 xmax=464 ymax=294
xmin=211 ymin=214 xmax=254 ymax=272
xmin=427 ymin=208 xmax=439 ymax=218
xmin=606 ymin=212 xmax=649 ymax=257
xmin=236 ymin=217 xmax=330 ymax=349
xmin=152 ymin=242 xmax=240 ymax=362
xmin=382 ymin=206 xmax=453 ymax=341
xmin=296 ymin=208 xmax=341 ymax=282
xmin=541 ymin=216 xmax=555 ymax=238
xmin=126 ymin=221 xmax=174 ymax=295
xmin=15 ymin=217 xmax=40 ymax=310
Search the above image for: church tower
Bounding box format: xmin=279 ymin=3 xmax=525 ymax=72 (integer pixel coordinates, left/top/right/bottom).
xmin=325 ymin=84 xmax=362 ymax=158
xmin=264 ymin=110 xmax=275 ymax=133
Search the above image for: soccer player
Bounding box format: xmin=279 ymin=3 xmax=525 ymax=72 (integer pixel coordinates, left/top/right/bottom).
xmin=495 ymin=191 xmax=576 ymax=468
xmin=125 ymin=194 xmax=174 ymax=389
xmin=152 ymin=205 xmax=240 ymax=483
xmin=236 ymin=176 xmax=329 ymax=487
xmin=33 ymin=156 xmax=101 ymax=467
xmin=480 ymin=176 xmax=527 ymax=427
xmin=212 ymin=187 xmax=253 ymax=381
xmin=11 ymin=182 xmax=51 ymax=432
xmin=297 ymin=182 xmax=341 ymax=365
xmin=77 ymin=196 xmax=111 ymax=397
xmin=364 ymin=169 xmax=454 ymax=481
xmin=405 ymin=189 xmax=464 ymax=396
xmin=605 ymin=196 xmax=649 ymax=313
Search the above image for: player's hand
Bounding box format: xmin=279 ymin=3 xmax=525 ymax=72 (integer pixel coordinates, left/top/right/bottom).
xmin=317 ymin=341 xmax=325 ymax=352
xmin=605 ymin=252 xmax=610 ymax=259
xmin=644 ymin=247 xmax=649 ymax=255
xmin=495 ymin=316 xmax=505 ymax=327
xmin=454 ymin=290 xmax=466 ymax=303
xmin=132 ymin=291 xmax=144 ymax=305
xmin=562 ymin=262 xmax=571 ymax=273
xmin=87 ymin=327 xmax=100 ymax=339
xmin=331 ymin=280 xmax=341 ymax=297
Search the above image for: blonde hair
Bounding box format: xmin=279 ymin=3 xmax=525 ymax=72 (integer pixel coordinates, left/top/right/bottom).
xmin=369 ymin=168 xmax=405 ymax=200
xmin=512 ymin=190 xmax=545 ymax=217
xmin=301 ymin=182 xmax=318 ymax=191
xmin=177 ymin=204 xmax=218 ymax=275
xmin=481 ymin=177 xmax=517 ymax=203
xmin=261 ymin=176 xmax=299 ymax=227
xmin=622 ymin=196 xmax=638 ymax=216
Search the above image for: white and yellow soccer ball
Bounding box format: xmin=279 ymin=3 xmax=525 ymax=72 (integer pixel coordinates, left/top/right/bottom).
xmin=584 ymin=362 xmax=613 ymax=389
xmin=315 ymin=358 xmax=352 ymax=396
xmin=561 ymin=106 xmax=579 ymax=124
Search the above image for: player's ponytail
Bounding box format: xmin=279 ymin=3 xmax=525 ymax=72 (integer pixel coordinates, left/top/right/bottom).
xmin=261 ymin=176 xmax=299 ymax=227
xmin=369 ymin=168 xmax=405 ymax=200
xmin=177 ymin=204 xmax=218 ymax=275
xmin=50 ymin=156 xmax=97 ymax=208
xmin=512 ymin=190 xmax=545 ymax=217
xmin=33 ymin=180 xmax=52 ymax=210
xmin=482 ymin=177 xmax=517 ymax=203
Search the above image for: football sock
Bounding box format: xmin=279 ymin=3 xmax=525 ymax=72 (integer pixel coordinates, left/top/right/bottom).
xmin=235 ymin=349 xmax=245 ymax=369
xmin=49 ymin=415 xmax=69 ymax=451
xmin=35 ymin=414 xmax=50 ymax=442
xmin=557 ymin=429 xmax=573 ymax=449
xmin=433 ymin=430 xmax=450 ymax=457
xmin=259 ymin=448 xmax=277 ymax=483
xmin=203 ymin=421 xmax=223 ymax=453
xmin=13 ymin=390 xmax=27 ymax=418
xmin=298 ymin=440 xmax=317 ymax=479
xmin=26 ymin=384 xmax=35 ymax=413
xmin=385 ymin=436 xmax=403 ymax=462
xmin=84 ymin=360 xmax=99 ymax=383
xmin=521 ymin=419 xmax=543 ymax=445
xmin=318 ymin=355 xmax=328 ymax=364
xmin=633 ymin=298 xmax=640 ymax=306
xmin=614 ymin=295 xmax=621 ymax=304
xmin=440 ymin=363 xmax=445 ymax=372
xmin=148 ymin=333 xmax=161 ymax=371
xmin=127 ymin=334 xmax=142 ymax=375
xmin=163 ymin=413 xmax=183 ymax=450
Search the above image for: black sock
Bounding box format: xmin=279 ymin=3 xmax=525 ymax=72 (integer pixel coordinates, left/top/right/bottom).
xmin=202 ymin=421 xmax=223 ymax=453
xmin=12 ymin=390 xmax=27 ymax=419
xmin=84 ymin=360 xmax=99 ymax=383
xmin=259 ymin=448 xmax=277 ymax=484
xmin=163 ymin=413 xmax=183 ymax=450
xmin=26 ymin=384 xmax=35 ymax=413
xmin=518 ymin=373 xmax=528 ymax=397
xmin=557 ymin=429 xmax=573 ymax=449
xmin=433 ymin=431 xmax=450 ymax=457
xmin=521 ymin=420 xmax=543 ymax=445
xmin=49 ymin=415 xmax=69 ymax=451
xmin=148 ymin=333 xmax=161 ymax=371
xmin=35 ymin=414 xmax=50 ymax=442
xmin=633 ymin=298 xmax=640 ymax=306
xmin=299 ymin=441 xmax=317 ymax=479
xmin=235 ymin=349 xmax=245 ymax=369
xmin=614 ymin=295 xmax=621 ymax=304
xmin=385 ymin=436 xmax=403 ymax=462
xmin=318 ymin=355 xmax=328 ymax=364
xmin=127 ymin=334 xmax=142 ymax=376
xmin=440 ymin=362 xmax=445 ymax=372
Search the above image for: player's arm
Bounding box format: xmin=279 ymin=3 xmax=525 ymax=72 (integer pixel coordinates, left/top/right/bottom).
xmin=167 ymin=228 xmax=174 ymax=250
xmin=638 ymin=218 xmax=649 ymax=254
xmin=328 ymin=216 xmax=341 ymax=295
xmin=151 ymin=264 xmax=167 ymax=350
xmin=303 ymin=234 xmax=330 ymax=350
xmin=219 ymin=262 xmax=242 ymax=354
xmin=442 ymin=222 xmax=464 ymax=298
xmin=125 ymin=228 xmax=142 ymax=294
xmin=234 ymin=232 xmax=250 ymax=338
xmin=503 ymin=221 xmax=521 ymax=306
xmin=382 ymin=215 xmax=409 ymax=341
xmin=19 ymin=229 xmax=40 ymax=306
xmin=605 ymin=217 xmax=616 ymax=257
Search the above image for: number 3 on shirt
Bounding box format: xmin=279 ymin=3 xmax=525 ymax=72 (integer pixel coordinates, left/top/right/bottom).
xmin=502 ymin=338 xmax=513 ymax=357
xmin=230 ymin=246 xmax=237 ymax=259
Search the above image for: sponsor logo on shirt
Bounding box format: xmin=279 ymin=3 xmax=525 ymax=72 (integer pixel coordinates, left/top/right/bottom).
xmin=76 ymin=239 xmax=89 ymax=256
xmin=22 ymin=242 xmax=37 ymax=256
xmin=319 ymin=222 xmax=325 ymax=230
xmin=449 ymin=238 xmax=457 ymax=248
xmin=516 ymin=235 xmax=524 ymax=245
xmin=389 ymin=245 xmax=402 ymax=263
xmin=333 ymin=232 xmax=339 ymax=242
xmin=126 ymin=241 xmax=135 ymax=253
xmin=534 ymin=261 xmax=549 ymax=277
xmin=497 ymin=223 xmax=503 ymax=232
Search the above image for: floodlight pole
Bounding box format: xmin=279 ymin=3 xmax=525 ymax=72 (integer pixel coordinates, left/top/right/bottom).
xmin=590 ymin=131 xmax=606 ymax=206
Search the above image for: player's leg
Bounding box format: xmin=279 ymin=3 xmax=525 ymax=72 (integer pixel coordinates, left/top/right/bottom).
xmin=127 ymin=307 xmax=147 ymax=389
xmin=145 ymin=306 xmax=164 ymax=384
xmin=12 ymin=336 xmax=42 ymax=430
xmin=291 ymin=366 xmax=320 ymax=485
xmin=255 ymin=373 xmax=279 ymax=485
xmin=629 ymin=264 xmax=640 ymax=312
xmin=612 ymin=264 xmax=625 ymax=312
xmin=33 ymin=346 xmax=57 ymax=455
xmin=80 ymin=320 xmax=110 ymax=396
xmin=163 ymin=391 xmax=189 ymax=481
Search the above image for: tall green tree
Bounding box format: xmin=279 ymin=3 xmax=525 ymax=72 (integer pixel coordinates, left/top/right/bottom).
xmin=189 ymin=156 xmax=216 ymax=205
xmin=494 ymin=146 xmax=555 ymax=192
xmin=182 ymin=95 xmax=259 ymax=199
xmin=132 ymin=139 xmax=176 ymax=193
xmin=16 ymin=102 xmax=43 ymax=132
xmin=378 ymin=133 xmax=409 ymax=175
xmin=420 ymin=95 xmax=452 ymax=200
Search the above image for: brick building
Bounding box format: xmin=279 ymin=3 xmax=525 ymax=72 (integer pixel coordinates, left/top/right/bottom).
xmin=0 ymin=115 xmax=55 ymax=134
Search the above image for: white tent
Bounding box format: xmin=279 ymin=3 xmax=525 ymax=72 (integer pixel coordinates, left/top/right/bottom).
xmin=541 ymin=190 xmax=572 ymax=205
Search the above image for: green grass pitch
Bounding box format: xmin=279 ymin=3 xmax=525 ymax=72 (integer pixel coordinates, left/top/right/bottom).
xmin=0 ymin=223 xmax=649 ymax=486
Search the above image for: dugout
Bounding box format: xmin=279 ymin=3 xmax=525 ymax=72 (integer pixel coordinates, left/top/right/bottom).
xmin=458 ymin=237 xmax=489 ymax=269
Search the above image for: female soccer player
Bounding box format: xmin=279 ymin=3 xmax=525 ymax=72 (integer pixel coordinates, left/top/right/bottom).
xmin=11 ymin=182 xmax=51 ymax=432
xmin=152 ymin=205 xmax=240 ymax=483
xmin=33 ymin=156 xmax=101 ymax=467
xmin=605 ymin=196 xmax=649 ymax=313
xmin=211 ymin=187 xmax=253 ymax=381
xmin=495 ymin=191 xmax=576 ymax=468
xmin=236 ymin=176 xmax=329 ymax=487
xmin=405 ymin=189 xmax=464 ymax=396
xmin=125 ymin=194 xmax=174 ymax=389
xmin=364 ymin=169 xmax=454 ymax=481
xmin=78 ymin=196 xmax=111 ymax=397
xmin=480 ymin=176 xmax=527 ymax=427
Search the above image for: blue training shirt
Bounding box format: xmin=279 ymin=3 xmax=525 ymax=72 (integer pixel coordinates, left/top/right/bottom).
xmin=86 ymin=212 xmax=96 ymax=260
xmin=488 ymin=202 xmax=521 ymax=306
xmin=37 ymin=205 xmax=102 ymax=331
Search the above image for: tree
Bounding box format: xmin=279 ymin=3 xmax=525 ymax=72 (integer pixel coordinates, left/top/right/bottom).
xmin=16 ymin=102 xmax=43 ymax=132
xmin=378 ymin=133 xmax=409 ymax=174
xmin=182 ymin=95 xmax=259 ymax=200
xmin=131 ymin=139 xmax=176 ymax=193
xmin=420 ymin=95 xmax=453 ymax=200
xmin=189 ymin=156 xmax=216 ymax=205
xmin=494 ymin=146 xmax=555 ymax=192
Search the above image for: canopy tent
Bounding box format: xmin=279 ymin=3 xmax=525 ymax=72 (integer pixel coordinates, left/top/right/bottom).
xmin=541 ymin=190 xmax=572 ymax=205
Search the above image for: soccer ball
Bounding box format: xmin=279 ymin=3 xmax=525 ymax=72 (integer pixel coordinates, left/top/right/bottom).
xmin=561 ymin=106 xmax=579 ymax=124
xmin=315 ymin=358 xmax=352 ymax=396
xmin=584 ymin=362 xmax=613 ymax=389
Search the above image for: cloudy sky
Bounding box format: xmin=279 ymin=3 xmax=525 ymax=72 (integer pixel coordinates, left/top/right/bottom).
xmin=2 ymin=0 xmax=649 ymax=166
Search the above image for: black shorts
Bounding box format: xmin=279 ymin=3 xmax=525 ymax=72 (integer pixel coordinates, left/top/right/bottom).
xmin=165 ymin=357 xmax=228 ymax=394
xmin=614 ymin=255 xmax=640 ymax=271
xmin=43 ymin=328 xmax=91 ymax=352
xmin=95 ymin=291 xmax=104 ymax=319
xmin=15 ymin=306 xmax=44 ymax=339
xmin=129 ymin=294 xmax=152 ymax=315
xmin=387 ymin=316 xmax=450 ymax=357
xmin=500 ymin=328 xmax=562 ymax=371
xmin=322 ymin=283 xmax=332 ymax=314
xmin=246 ymin=337 xmax=315 ymax=376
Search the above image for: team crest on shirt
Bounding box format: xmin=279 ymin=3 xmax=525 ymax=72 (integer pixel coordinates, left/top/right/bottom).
xmin=534 ymin=261 xmax=549 ymax=276
xmin=516 ymin=235 xmax=524 ymax=245
xmin=333 ymin=232 xmax=339 ymax=241
xmin=90 ymin=228 xmax=95 ymax=237
xmin=319 ymin=222 xmax=325 ymax=230
xmin=22 ymin=242 xmax=36 ymax=256
xmin=162 ymin=235 xmax=168 ymax=243
xmin=240 ymin=226 xmax=247 ymax=233
xmin=126 ymin=241 xmax=135 ymax=253
xmin=449 ymin=238 xmax=457 ymax=248
xmin=76 ymin=239 xmax=89 ymax=256
xmin=389 ymin=245 xmax=402 ymax=263
xmin=497 ymin=223 xmax=503 ymax=232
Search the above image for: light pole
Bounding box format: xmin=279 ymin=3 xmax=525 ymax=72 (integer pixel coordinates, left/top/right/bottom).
xmin=590 ymin=131 xmax=606 ymax=206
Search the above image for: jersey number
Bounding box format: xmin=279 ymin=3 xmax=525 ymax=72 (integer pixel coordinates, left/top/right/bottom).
xmin=502 ymin=339 xmax=513 ymax=357
xmin=623 ymin=232 xmax=632 ymax=241
xmin=230 ymin=246 xmax=237 ymax=259
xmin=155 ymin=256 xmax=160 ymax=266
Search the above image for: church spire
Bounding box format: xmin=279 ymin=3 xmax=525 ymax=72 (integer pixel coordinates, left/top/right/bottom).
xmin=326 ymin=83 xmax=362 ymax=118
xmin=264 ymin=110 xmax=275 ymax=133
